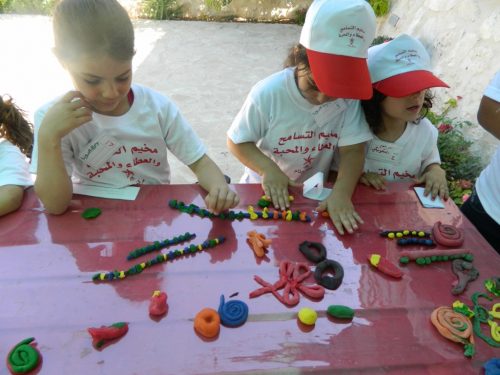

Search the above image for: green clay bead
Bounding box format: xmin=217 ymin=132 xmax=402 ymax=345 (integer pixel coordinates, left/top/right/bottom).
xmin=399 ymin=257 xmax=409 ymax=264
xmin=416 ymin=258 xmax=426 ymax=265
xmin=82 ymin=207 xmax=102 ymax=219
xmin=464 ymin=254 xmax=473 ymax=261
xmin=327 ymin=305 xmax=354 ymax=319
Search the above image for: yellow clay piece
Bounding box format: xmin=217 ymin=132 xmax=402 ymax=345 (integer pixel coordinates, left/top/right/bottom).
xmin=298 ymin=307 xmax=317 ymax=326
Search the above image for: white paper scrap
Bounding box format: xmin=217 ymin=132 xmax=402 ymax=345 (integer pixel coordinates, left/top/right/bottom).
xmin=303 ymin=172 xmax=331 ymax=201
xmin=73 ymin=184 xmax=140 ymax=201
xmin=414 ymin=186 xmax=444 ymax=208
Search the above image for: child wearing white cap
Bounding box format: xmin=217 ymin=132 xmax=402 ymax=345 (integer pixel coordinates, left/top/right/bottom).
xmin=227 ymin=0 xmax=376 ymax=235
xmin=461 ymin=71 xmax=500 ymax=252
xmin=360 ymin=34 xmax=450 ymax=200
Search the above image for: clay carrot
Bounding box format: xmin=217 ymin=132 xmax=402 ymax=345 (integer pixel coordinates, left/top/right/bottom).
xmin=368 ymin=254 xmax=403 ymax=278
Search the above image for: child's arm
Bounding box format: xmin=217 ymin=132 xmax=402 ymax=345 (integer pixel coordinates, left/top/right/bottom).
xmin=477 ymin=95 xmax=500 ymax=139
xmin=34 ymin=91 xmax=92 ymax=214
xmin=417 ymin=163 xmax=449 ymax=200
xmin=318 ymin=143 xmax=365 ymax=235
xmin=227 ymin=139 xmax=299 ymax=210
xmin=189 ymin=154 xmax=239 ymax=214
xmin=0 ymin=185 xmax=24 ymax=216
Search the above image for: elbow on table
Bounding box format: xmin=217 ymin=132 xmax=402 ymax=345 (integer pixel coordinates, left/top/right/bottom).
xmin=34 ymin=184 xmax=70 ymax=215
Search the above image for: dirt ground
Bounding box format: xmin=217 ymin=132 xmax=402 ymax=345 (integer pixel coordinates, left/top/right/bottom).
xmin=0 ymin=15 xmax=301 ymax=183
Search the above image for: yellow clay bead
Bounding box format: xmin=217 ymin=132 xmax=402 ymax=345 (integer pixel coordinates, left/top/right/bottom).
xmin=396 ymin=232 xmax=403 ymax=238
xmin=388 ymin=232 xmax=395 ymax=239
xmin=298 ymin=307 xmax=317 ymax=326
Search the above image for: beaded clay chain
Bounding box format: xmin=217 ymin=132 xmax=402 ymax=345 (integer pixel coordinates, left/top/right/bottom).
xmin=168 ymin=200 xmax=311 ymax=222
xmin=92 ymin=237 xmax=225 ymax=282
xmin=126 ymin=232 xmax=196 ymax=260
xmin=380 ymin=229 xmax=435 ymax=246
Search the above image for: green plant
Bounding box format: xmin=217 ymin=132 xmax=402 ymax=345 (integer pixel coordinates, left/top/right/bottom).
xmin=293 ymin=7 xmax=308 ymax=26
xmin=138 ymin=0 xmax=183 ymax=20
xmin=0 ymin=0 xmax=56 ymax=14
xmin=368 ymin=0 xmax=390 ymax=17
xmin=427 ymin=98 xmax=483 ymax=206
xmin=204 ymin=0 xmax=231 ymax=12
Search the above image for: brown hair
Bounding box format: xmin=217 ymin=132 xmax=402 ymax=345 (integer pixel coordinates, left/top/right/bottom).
xmin=53 ymin=0 xmax=135 ymax=62
xmin=283 ymin=44 xmax=310 ymax=69
xmin=361 ymin=89 xmax=434 ymax=135
xmin=0 ymin=96 xmax=34 ymax=158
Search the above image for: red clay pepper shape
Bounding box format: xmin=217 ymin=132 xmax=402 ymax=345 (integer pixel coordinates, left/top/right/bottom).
xmin=368 ymin=254 xmax=403 ymax=279
xmin=88 ymin=322 xmax=128 ymax=349
xmin=149 ymin=290 xmax=168 ymax=316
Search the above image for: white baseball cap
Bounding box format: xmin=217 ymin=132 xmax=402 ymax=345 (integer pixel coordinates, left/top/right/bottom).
xmin=299 ymin=0 xmax=376 ymax=99
xmin=368 ymin=34 xmax=449 ymax=97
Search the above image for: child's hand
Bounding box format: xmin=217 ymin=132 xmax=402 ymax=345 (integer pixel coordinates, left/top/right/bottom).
xmin=204 ymin=185 xmax=240 ymax=214
xmin=317 ymin=191 xmax=363 ymax=235
xmin=360 ymin=172 xmax=386 ymax=190
xmin=39 ymin=91 xmax=92 ymax=142
xmin=261 ymin=167 xmax=300 ymax=211
xmin=416 ymin=165 xmax=449 ymax=200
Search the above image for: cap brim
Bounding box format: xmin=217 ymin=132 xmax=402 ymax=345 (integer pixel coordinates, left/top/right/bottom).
xmin=373 ymin=70 xmax=449 ymax=98
xmin=306 ymin=49 xmax=372 ymax=100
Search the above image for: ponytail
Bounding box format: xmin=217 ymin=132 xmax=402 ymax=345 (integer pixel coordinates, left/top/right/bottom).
xmin=0 ymin=96 xmax=34 ymax=158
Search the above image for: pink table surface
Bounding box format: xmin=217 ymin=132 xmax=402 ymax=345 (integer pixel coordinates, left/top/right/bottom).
xmin=0 ymin=183 xmax=498 ymax=375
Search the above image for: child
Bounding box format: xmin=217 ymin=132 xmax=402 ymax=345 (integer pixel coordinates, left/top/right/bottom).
xmin=360 ymin=34 xmax=449 ymax=200
xmin=0 ymin=95 xmax=33 ymax=216
xmin=227 ymin=0 xmax=376 ymax=235
xmin=31 ymin=0 xmax=239 ymax=215
xmin=461 ymin=70 xmax=500 ymax=251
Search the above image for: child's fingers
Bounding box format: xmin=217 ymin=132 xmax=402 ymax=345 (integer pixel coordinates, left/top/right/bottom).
xmin=60 ymin=90 xmax=85 ymax=103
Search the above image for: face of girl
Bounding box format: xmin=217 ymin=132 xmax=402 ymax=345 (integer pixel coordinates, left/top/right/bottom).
xmin=296 ymin=66 xmax=337 ymax=105
xmin=381 ymin=90 xmax=426 ymax=124
xmin=63 ymin=54 xmax=133 ymax=116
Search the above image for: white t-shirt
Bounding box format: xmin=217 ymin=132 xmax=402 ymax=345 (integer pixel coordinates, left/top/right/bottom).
xmin=364 ymin=118 xmax=441 ymax=181
xmin=476 ymin=71 xmax=500 ymax=224
xmin=227 ymin=68 xmax=372 ymax=183
xmin=31 ymin=84 xmax=206 ymax=187
xmin=0 ymin=139 xmax=32 ymax=187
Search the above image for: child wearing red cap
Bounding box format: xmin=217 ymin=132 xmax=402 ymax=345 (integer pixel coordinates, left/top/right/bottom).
xmin=227 ymin=0 xmax=376 ymax=235
xmin=360 ymin=34 xmax=450 ymax=200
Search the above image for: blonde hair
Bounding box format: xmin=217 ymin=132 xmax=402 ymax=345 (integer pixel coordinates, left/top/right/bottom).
xmin=53 ymin=0 xmax=135 ymax=62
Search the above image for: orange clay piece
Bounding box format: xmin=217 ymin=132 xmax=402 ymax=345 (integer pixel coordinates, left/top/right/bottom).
xmin=430 ymin=306 xmax=475 ymax=356
xmin=194 ymin=308 xmax=220 ymax=338
xmin=247 ymin=230 xmax=272 ymax=257
xmin=321 ymin=211 xmax=330 ymax=218
xmin=273 ymin=210 xmax=280 ymax=219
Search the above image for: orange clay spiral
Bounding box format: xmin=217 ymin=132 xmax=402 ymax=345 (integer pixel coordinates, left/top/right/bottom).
xmin=431 ymin=306 xmax=474 ymax=355
xmin=194 ymin=308 xmax=220 ymax=338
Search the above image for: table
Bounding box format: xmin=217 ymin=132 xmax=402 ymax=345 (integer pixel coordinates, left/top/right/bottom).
xmin=0 ymin=183 xmax=498 ymax=374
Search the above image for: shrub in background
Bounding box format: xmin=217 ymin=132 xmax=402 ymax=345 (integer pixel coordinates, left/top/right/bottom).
xmin=426 ymin=98 xmax=483 ymax=206
xmin=138 ymin=0 xmax=183 ymax=20
xmin=368 ymin=0 xmax=390 ymax=17
xmin=0 ymin=0 xmax=56 ymax=14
